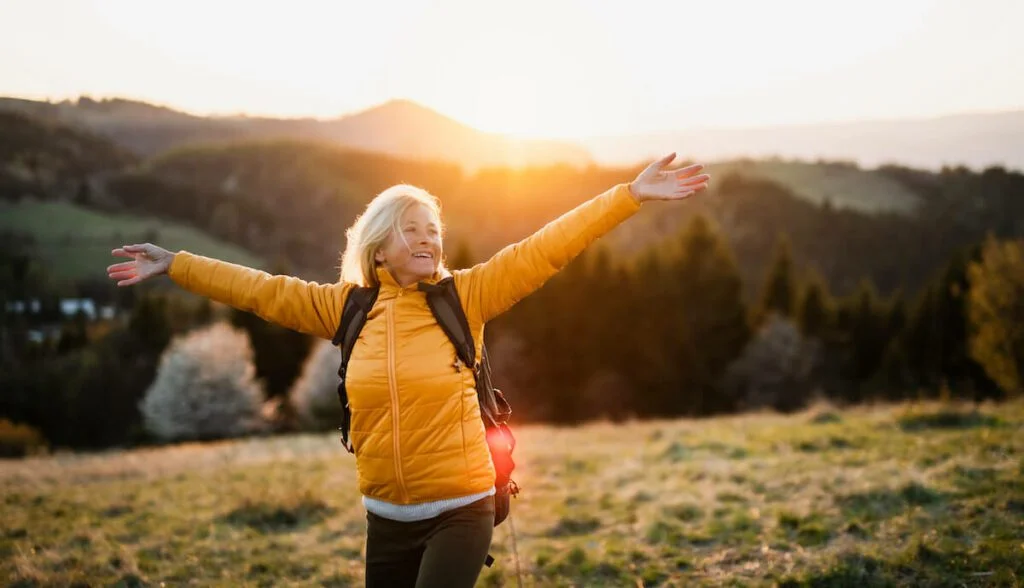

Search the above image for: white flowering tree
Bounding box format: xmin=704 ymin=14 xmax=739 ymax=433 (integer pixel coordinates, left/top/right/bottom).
xmin=289 ymin=339 xmax=343 ymax=431
xmin=140 ymin=322 xmax=266 ymax=442
xmin=724 ymin=314 xmax=820 ymax=413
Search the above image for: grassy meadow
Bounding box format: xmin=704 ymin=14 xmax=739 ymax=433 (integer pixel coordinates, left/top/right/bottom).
xmin=2 ymin=400 xmax=1022 ymax=587
xmin=0 ymin=200 xmax=264 ymax=281
xmin=702 ymin=160 xmax=921 ymax=213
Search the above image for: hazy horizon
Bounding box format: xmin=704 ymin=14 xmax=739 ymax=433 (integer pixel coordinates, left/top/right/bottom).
xmin=2 ymin=0 xmax=1022 ymax=140
xmin=3 ymin=92 xmax=1021 ymax=135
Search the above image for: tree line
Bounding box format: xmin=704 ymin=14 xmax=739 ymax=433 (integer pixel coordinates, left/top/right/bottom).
xmin=3 ymin=109 xmax=1024 ymax=452
xmin=3 ymin=209 xmax=1022 ymax=453
xmin=487 ymin=219 xmax=1017 ymax=424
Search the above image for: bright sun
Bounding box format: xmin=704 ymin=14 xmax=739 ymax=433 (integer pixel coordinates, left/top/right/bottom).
xmin=453 ymin=81 xmax=550 ymax=138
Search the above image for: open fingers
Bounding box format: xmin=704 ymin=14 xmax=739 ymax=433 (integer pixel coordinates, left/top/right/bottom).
xmin=113 ymin=243 xmax=153 ymax=255
xmin=117 ymin=275 xmax=144 ymax=287
xmin=654 ymin=152 xmax=677 ymax=168
xmin=639 ymin=152 xmax=678 ymax=180
xmin=669 ymin=183 xmax=709 ymax=199
xmin=106 ymin=261 xmax=136 ymax=272
xmin=678 ymin=173 xmax=710 ymax=187
xmin=108 ymin=268 xmax=136 ymax=280
xmin=672 ymin=164 xmax=704 ymax=180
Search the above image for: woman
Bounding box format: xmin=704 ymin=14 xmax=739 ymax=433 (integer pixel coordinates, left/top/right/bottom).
xmin=107 ymin=152 xmax=709 ymax=587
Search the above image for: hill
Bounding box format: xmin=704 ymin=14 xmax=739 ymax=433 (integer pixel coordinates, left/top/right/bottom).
xmin=5 ymin=95 xmax=1021 ymax=173
xmin=4 ymin=107 xmax=1022 ymax=299
xmin=0 ymin=96 xmax=591 ymax=171
xmin=2 ymin=400 xmax=1020 ymax=585
xmin=0 ymin=200 xmax=265 ymax=281
xmin=0 ymin=110 xmax=136 ymax=202
xmin=602 ymin=157 xmax=923 ymax=254
xmin=707 ymin=159 xmax=919 ymax=213
xmin=582 ymin=110 xmax=1024 ymax=173
xmin=314 ymin=99 xmax=593 ymax=171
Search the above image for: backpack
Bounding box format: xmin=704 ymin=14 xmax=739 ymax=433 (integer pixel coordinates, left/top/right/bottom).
xmin=331 ymin=276 xmax=520 ymax=534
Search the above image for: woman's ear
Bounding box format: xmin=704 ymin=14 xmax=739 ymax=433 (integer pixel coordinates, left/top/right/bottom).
xmin=374 ymin=249 xmax=385 ymax=264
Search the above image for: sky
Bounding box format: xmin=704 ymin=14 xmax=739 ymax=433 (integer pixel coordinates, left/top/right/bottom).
xmin=1 ymin=0 xmax=1022 ymax=139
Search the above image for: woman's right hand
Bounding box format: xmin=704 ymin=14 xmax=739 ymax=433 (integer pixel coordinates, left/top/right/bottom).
xmin=107 ymin=243 xmax=175 ymax=286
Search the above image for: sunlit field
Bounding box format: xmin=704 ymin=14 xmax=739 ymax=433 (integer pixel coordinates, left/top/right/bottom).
xmin=3 ymin=400 xmax=1022 ymax=587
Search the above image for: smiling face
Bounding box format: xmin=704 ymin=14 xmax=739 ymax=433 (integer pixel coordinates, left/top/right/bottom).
xmin=374 ymin=203 xmax=443 ymax=287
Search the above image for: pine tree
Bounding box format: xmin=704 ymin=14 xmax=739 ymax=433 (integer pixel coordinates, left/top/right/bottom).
xmin=796 ymin=268 xmax=832 ymax=339
xmin=885 ymin=290 xmax=908 ymax=338
xmin=877 ymin=290 xmax=911 ymax=398
xmin=619 ymin=246 xmax=674 ymax=417
xmin=902 ymin=283 xmax=942 ymax=389
xmin=898 ymin=248 xmax=999 ymax=399
xmin=128 ymin=291 xmax=172 ymax=355
xmin=759 ymin=234 xmax=797 ymax=319
xmin=661 ymin=215 xmax=751 ymax=415
xmin=848 ymin=278 xmax=885 ymax=389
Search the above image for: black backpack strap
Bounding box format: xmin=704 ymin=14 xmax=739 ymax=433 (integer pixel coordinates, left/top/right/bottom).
xmin=417 ymin=278 xmax=475 ymax=369
xmin=333 ymin=286 xmax=378 ymax=348
xmin=334 ymin=285 xmax=379 ymax=453
xmin=418 ymin=278 xmax=510 ymax=428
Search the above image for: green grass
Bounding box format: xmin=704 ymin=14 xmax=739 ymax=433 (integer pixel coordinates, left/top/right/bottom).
xmin=2 ymin=400 xmax=1021 ymax=586
xmin=709 ymin=159 xmax=922 ymax=214
xmin=0 ymin=200 xmax=264 ymax=281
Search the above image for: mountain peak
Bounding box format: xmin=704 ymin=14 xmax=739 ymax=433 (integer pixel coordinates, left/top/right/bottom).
xmin=350 ymin=98 xmax=459 ymax=125
xmin=376 ymin=98 xmax=427 ymax=111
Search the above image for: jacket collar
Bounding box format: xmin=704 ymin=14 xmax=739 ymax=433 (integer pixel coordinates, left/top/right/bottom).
xmin=374 ymin=265 xmax=445 ymax=299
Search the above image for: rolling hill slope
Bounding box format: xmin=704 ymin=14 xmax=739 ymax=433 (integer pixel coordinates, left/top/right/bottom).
xmin=0 ymin=96 xmax=591 ymax=171
xmin=702 ymin=159 xmax=920 ymax=213
xmin=4 ymin=95 xmax=1019 ymax=173
xmin=0 ymin=200 xmax=265 ymax=281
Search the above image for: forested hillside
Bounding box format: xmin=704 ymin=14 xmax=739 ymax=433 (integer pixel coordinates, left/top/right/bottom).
xmin=3 ymin=106 xmax=1023 ymax=451
xmin=0 ymin=96 xmax=590 ymax=170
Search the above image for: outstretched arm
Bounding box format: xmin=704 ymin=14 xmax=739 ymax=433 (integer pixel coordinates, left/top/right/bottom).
xmin=107 ymin=243 xmax=351 ymax=340
xmin=460 ymin=153 xmax=709 ymax=323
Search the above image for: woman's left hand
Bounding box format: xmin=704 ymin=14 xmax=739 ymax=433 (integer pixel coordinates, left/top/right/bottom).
xmin=629 ymin=152 xmax=710 ymax=203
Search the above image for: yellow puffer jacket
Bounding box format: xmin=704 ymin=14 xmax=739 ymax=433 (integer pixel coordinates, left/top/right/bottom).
xmin=168 ymin=183 xmax=640 ymax=503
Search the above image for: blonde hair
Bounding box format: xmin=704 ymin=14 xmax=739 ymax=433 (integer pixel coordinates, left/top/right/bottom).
xmin=339 ymin=184 xmax=448 ymax=287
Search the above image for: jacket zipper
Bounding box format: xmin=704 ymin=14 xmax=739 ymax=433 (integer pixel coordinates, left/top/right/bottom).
xmin=386 ymin=298 xmax=409 ymax=502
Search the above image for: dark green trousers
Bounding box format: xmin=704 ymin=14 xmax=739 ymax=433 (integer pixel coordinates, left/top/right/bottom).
xmin=365 ymin=496 xmax=495 ymax=588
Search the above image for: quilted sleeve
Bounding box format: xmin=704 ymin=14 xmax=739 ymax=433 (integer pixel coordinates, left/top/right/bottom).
xmin=458 ymin=183 xmax=641 ymax=323
xmin=167 ymin=251 xmax=352 ymax=340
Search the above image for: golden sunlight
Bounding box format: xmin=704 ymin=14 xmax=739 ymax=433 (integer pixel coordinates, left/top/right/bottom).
xmin=1 ymin=0 xmax=1021 ymax=139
